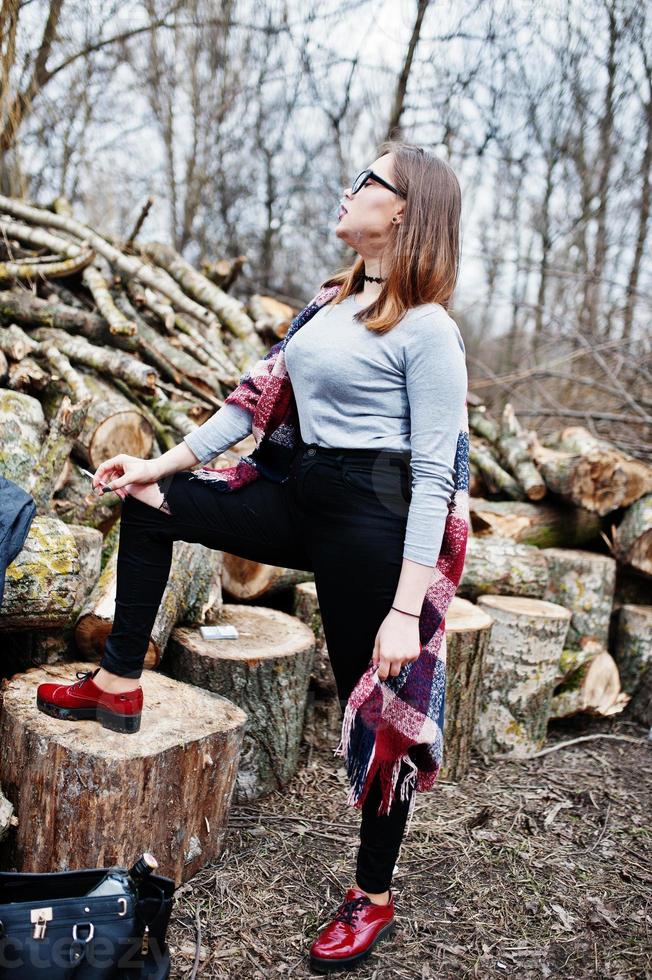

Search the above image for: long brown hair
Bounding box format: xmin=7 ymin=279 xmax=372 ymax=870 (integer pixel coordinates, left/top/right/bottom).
xmin=320 ymin=140 xmax=462 ymax=334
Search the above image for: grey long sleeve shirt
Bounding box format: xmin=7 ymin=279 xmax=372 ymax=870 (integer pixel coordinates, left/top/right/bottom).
xmin=184 ymin=293 xmax=468 ymax=566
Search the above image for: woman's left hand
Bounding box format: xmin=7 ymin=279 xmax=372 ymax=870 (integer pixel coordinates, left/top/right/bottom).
xmin=372 ymin=609 xmax=422 ymax=681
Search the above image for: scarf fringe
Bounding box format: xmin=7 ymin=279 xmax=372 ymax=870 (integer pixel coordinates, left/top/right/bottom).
xmin=335 ymin=697 xmax=421 ymax=821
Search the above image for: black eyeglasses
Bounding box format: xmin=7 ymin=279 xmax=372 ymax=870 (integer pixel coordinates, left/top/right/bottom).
xmin=350 ymin=169 xmax=406 ymax=199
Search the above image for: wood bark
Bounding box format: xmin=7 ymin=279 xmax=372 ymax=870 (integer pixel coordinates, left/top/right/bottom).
xmin=292 ymin=581 xmax=341 ymax=753
xmin=221 ymin=554 xmax=314 ymax=600
xmin=165 ymin=605 xmax=315 ymax=802
xmin=612 ymin=493 xmax=652 ymax=576
xmin=469 ymin=435 xmax=524 ymax=499
xmin=141 ymin=241 xmax=258 ymax=342
xmin=29 ymin=393 xmax=91 ymax=512
xmin=613 ymin=604 xmax=652 ymax=694
xmin=0 ymin=388 xmax=46 ymax=491
xmin=0 ymin=517 xmax=80 ymax=629
xmin=470 ymin=497 xmax=602 ymax=548
xmin=0 ymin=787 xmax=15 ymax=844
xmin=497 ymin=403 xmax=546 ymax=500
xmin=473 ymin=595 xmax=572 ymax=756
xmin=439 ymin=597 xmax=493 ymax=782
xmin=0 ymin=662 xmax=247 ymax=884
xmin=458 ymin=534 xmax=550 ymax=602
xmin=542 ymin=548 xmax=616 ymax=649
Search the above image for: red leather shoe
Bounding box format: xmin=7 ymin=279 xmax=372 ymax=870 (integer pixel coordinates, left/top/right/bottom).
xmin=36 ymin=668 xmax=143 ymax=734
xmin=309 ymin=886 xmax=396 ymax=973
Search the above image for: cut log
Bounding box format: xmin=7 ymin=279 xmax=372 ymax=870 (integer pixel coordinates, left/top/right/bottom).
xmin=31 ymin=327 xmax=158 ymax=392
xmin=141 ymin=241 xmax=257 ymax=342
xmin=458 ymin=535 xmax=549 ymax=602
xmin=293 ymin=582 xmax=333 ymax=694
xmin=180 ymin=548 xmax=224 ymax=626
xmin=165 ymin=605 xmax=315 ymax=801
xmin=247 ymin=294 xmax=295 ymax=339
xmin=439 ymin=597 xmax=494 ymax=782
xmin=75 ymin=538 xmax=210 ymax=670
xmin=612 ymin=493 xmax=652 ymax=576
xmin=0 ymin=662 xmax=247 ymax=883
xmin=550 ymin=649 xmax=628 ymax=718
xmin=67 ymin=524 xmax=103 ymax=608
xmin=469 ymin=497 xmax=602 ymax=548
xmin=7 ymin=355 xmax=50 ymax=392
xmin=0 ymin=787 xmax=14 ymax=844
xmin=222 ymin=554 xmax=314 ymax=600
xmin=496 ymin=403 xmax=546 ymax=500
xmin=613 ymin=604 xmax=652 ymax=694
xmin=292 ymin=581 xmax=341 ymax=753
xmin=72 ymin=371 xmax=155 ymax=468
xmin=530 ymin=426 xmax=652 ymax=515
xmin=0 ymin=517 xmax=80 ymax=630
xmin=29 ymin=392 xmax=92 ymax=512
xmin=0 ymin=389 xmax=46 ymax=491
xmin=473 ymin=595 xmax=572 ymax=756
xmin=0 ymin=323 xmax=39 ymax=361
xmin=469 ymin=436 xmax=524 ymax=499
xmin=542 ymin=548 xmax=616 ymax=649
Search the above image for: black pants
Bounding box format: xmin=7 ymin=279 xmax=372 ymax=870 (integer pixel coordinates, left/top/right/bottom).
xmin=101 ymin=438 xmax=417 ymax=893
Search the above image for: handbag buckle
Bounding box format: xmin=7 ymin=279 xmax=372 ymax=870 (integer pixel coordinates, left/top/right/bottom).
xmin=30 ymin=907 xmax=53 ymax=939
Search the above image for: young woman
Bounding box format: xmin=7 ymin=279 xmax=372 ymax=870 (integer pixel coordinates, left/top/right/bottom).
xmin=36 ymin=140 xmax=468 ymax=972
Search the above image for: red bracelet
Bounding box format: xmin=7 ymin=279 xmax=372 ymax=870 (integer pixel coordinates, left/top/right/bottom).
xmin=391 ymin=605 xmax=420 ymax=618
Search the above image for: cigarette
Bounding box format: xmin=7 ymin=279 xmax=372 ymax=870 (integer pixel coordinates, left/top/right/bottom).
xmin=78 ymin=467 xmax=115 ymax=494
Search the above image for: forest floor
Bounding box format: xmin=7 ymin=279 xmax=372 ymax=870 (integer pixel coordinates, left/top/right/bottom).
xmin=167 ymin=711 xmax=651 ymax=980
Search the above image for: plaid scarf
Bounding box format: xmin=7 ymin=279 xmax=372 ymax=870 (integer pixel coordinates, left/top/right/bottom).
xmin=189 ymin=283 xmax=470 ymax=820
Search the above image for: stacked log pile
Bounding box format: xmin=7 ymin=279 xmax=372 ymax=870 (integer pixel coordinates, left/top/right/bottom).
xmin=0 ymin=193 xmax=650 ymax=861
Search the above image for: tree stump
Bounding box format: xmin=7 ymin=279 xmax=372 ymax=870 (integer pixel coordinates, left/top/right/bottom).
xmin=458 ymin=535 xmax=549 ymax=602
xmin=614 ymin=605 xmax=652 ymax=694
xmin=439 ymin=597 xmax=493 ymax=782
xmin=473 ymin=595 xmax=572 ymax=756
xmin=542 ymin=548 xmax=616 ymax=648
xmin=0 ymin=517 xmax=80 ymax=629
xmin=293 ymin=581 xmax=341 ymax=752
xmin=0 ymin=661 xmax=247 ymax=884
xmin=165 ymin=604 xmax=315 ymax=801
xmin=221 ymin=554 xmax=314 ymax=600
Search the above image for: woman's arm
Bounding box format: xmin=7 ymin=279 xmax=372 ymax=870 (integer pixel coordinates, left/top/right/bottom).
xmin=373 ymin=313 xmax=468 ymax=680
xmin=93 ymin=402 xmax=254 ymax=491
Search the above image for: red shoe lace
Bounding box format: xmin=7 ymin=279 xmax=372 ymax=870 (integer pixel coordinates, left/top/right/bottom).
xmin=333 ymin=895 xmax=370 ymax=926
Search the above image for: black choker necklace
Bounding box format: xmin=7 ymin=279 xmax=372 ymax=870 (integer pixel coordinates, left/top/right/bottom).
xmin=363 ymin=274 xmax=386 ymax=283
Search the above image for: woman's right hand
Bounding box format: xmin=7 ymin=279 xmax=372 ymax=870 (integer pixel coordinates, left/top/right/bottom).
xmin=93 ymin=454 xmax=160 ymax=494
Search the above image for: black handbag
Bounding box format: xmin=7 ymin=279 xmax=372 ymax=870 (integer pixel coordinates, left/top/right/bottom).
xmin=0 ymin=865 xmax=176 ymax=979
